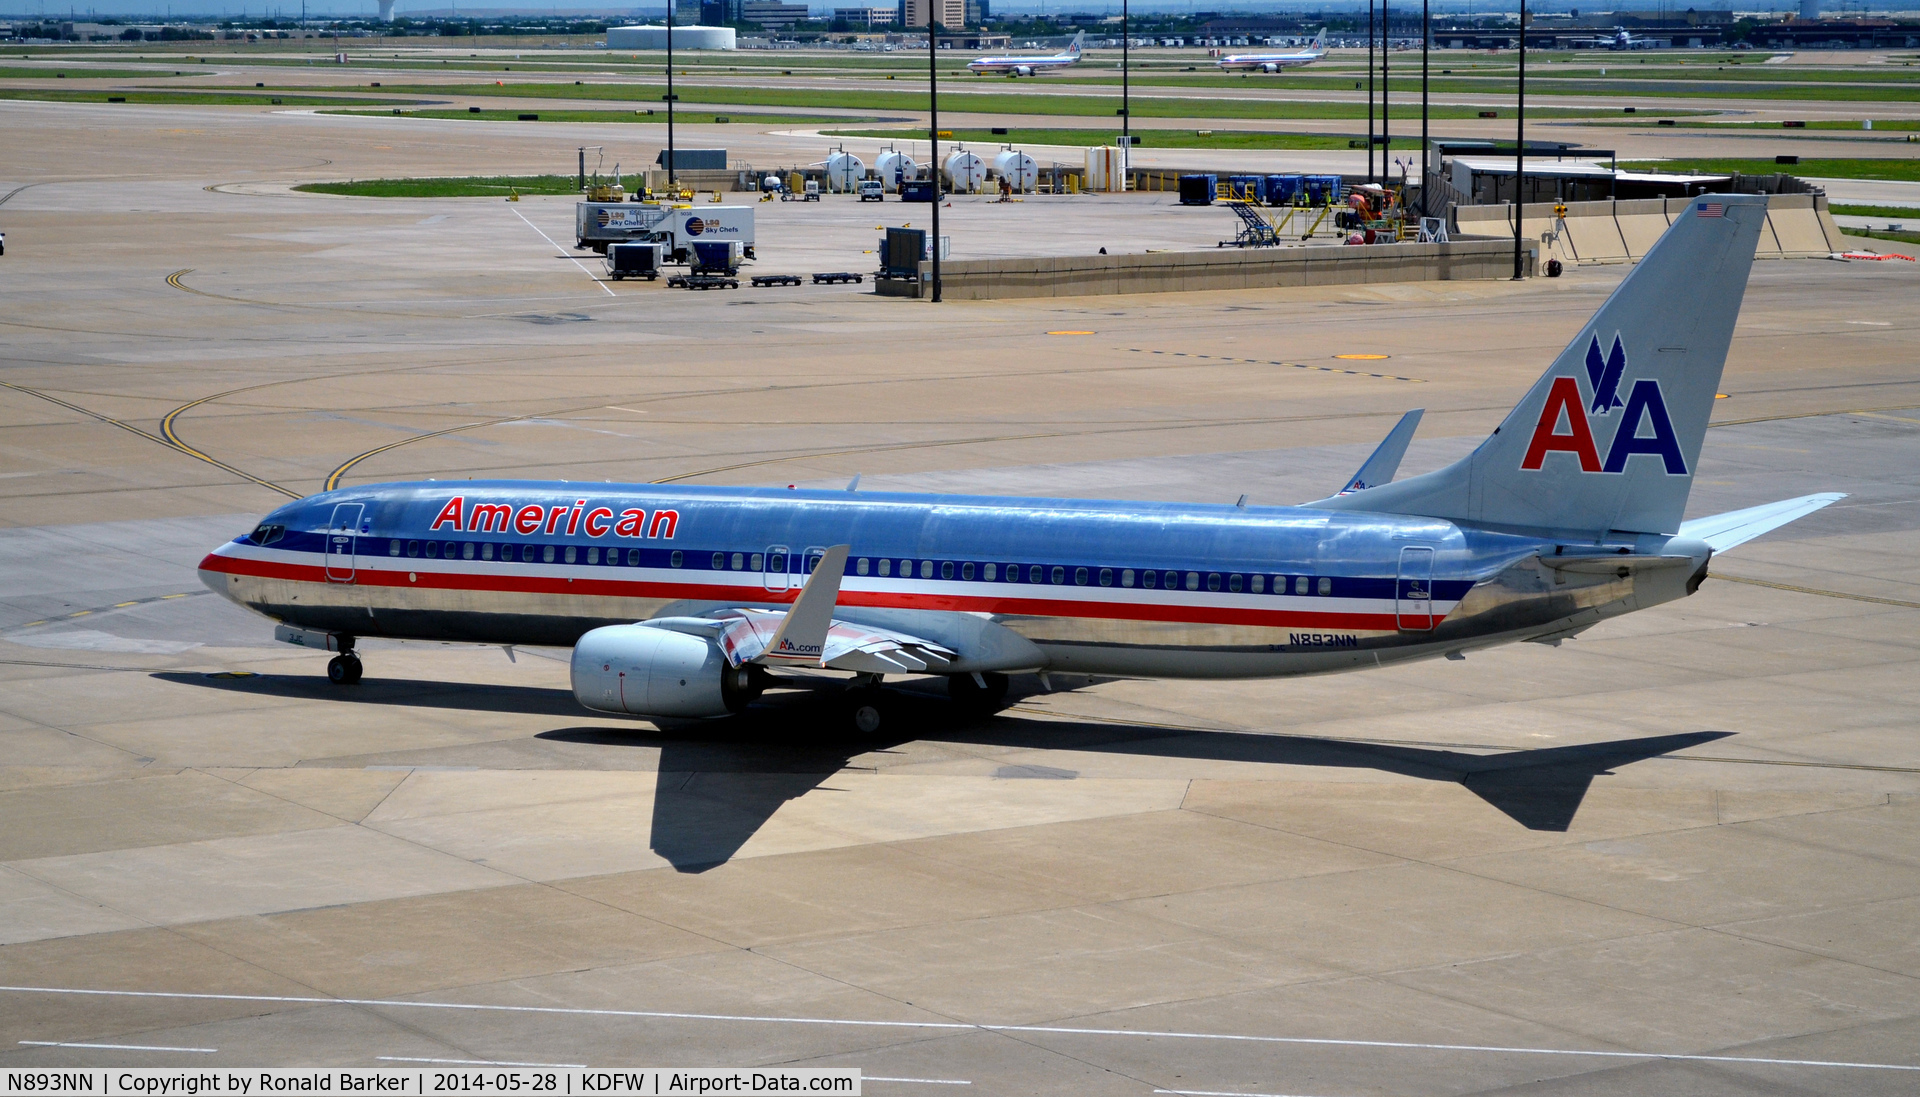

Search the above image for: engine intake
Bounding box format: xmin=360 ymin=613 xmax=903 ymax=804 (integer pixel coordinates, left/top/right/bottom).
xmin=571 ymin=624 xmax=755 ymax=718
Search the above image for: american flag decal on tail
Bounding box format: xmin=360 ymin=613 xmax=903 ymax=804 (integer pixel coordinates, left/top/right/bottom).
xmin=1696 ymin=201 xmax=1726 ymax=218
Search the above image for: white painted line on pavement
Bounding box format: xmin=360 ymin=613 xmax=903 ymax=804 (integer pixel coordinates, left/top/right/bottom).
xmin=3 ymin=986 xmax=1913 ymax=1074
xmin=508 ymin=205 xmax=616 ymax=297
xmin=21 ymin=1040 xmax=216 ymax=1053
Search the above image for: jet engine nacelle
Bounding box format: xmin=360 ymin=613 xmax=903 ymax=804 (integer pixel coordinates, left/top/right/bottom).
xmin=571 ymin=624 xmax=754 ymax=717
xmin=1015 ymin=65 xmax=1033 ymax=77
xmin=1261 ymin=62 xmax=1279 ymax=73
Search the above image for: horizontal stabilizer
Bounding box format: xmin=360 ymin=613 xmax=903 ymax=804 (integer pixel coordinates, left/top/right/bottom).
xmin=1331 ymin=409 xmax=1424 ymax=499
xmin=1679 ymin=492 xmax=1844 ymax=552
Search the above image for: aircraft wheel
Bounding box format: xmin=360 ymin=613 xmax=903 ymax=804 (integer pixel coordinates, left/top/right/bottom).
xmin=845 ymin=694 xmax=885 ymax=735
xmin=328 ymin=654 xmax=363 ymax=685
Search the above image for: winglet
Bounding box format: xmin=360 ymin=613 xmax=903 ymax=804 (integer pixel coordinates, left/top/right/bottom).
xmin=760 ymin=545 xmax=850 ymax=666
xmin=1333 ymin=409 xmax=1424 ymax=497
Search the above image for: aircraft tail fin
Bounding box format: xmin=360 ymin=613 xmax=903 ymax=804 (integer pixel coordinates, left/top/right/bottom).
xmin=1312 ymin=194 xmax=1768 ymax=538
xmin=1328 ymin=409 xmax=1424 ymax=498
xmin=1311 ymin=27 xmax=1327 ymax=51
xmin=1068 ymin=30 xmax=1085 ymax=55
xmin=1679 ymin=493 xmax=1844 ymax=552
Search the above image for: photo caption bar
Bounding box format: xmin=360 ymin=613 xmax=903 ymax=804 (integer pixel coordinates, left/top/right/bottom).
xmin=2 ymin=1070 xmax=860 ymax=1097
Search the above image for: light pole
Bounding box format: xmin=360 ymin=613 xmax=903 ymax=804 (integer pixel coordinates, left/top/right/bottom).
xmin=1514 ymin=0 xmax=1526 ymax=280
xmin=1367 ymin=0 xmax=1376 ymax=184
xmin=1421 ymin=0 xmax=1429 ymax=215
xmin=665 ymin=2 xmax=676 ymax=190
xmin=928 ymin=2 xmax=941 ymax=303
xmin=1121 ymin=0 xmax=1130 ymax=145
xmin=1382 ymin=0 xmax=1390 ymax=185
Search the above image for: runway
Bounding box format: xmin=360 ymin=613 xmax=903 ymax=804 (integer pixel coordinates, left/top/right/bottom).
xmin=1 ymin=89 xmax=1919 ymax=1095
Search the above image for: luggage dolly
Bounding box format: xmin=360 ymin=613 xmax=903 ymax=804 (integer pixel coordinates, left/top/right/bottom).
xmin=667 ymin=273 xmax=740 ymax=290
xmin=810 ymin=272 xmax=864 ymax=285
xmin=751 ymin=274 xmax=803 ymax=287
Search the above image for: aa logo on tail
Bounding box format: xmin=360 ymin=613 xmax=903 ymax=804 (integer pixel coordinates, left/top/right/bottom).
xmin=1521 ymin=334 xmax=1688 ymax=476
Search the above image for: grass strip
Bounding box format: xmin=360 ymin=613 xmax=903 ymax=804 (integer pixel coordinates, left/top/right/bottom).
xmin=1596 ymin=118 xmax=1920 ymax=131
xmin=827 ymin=126 xmax=1361 ymax=150
xmin=0 ymin=88 xmax=420 ymax=106
xmin=359 ymin=81 xmax=1667 ymax=120
xmin=1620 ymin=157 xmax=1920 ymax=182
xmin=294 ymin=174 xmax=595 ymax=197
xmin=1831 ymin=203 xmax=1920 ymax=218
xmin=1840 ymin=225 xmax=1920 ymax=245
xmin=332 ymin=107 xmax=873 ymax=125
xmin=0 ymin=65 xmax=187 ymax=78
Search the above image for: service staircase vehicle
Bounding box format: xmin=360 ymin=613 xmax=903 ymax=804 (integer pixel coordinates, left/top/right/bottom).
xmin=1220 ymin=202 xmax=1281 ymax=248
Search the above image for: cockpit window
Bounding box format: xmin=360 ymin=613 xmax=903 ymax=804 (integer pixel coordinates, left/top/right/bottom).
xmin=250 ymin=523 xmax=285 ymax=545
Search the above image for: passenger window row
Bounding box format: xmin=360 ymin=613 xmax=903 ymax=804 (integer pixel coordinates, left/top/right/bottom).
xmin=389 ymin=539 xmax=649 ymax=567
xmin=851 ymin=557 xmax=1333 ymax=596
xmin=378 ymin=539 xmax=1334 ymax=596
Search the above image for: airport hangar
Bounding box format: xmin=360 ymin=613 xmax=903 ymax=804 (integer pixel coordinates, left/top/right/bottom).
xmin=1 ymin=55 xmax=1919 ymax=1095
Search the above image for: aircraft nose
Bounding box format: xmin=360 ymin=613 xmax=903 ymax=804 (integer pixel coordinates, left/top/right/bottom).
xmin=198 ymin=549 xmax=239 ymax=600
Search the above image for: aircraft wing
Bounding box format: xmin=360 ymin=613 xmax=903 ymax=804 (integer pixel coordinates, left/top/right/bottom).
xmin=633 ymin=545 xmax=958 ymax=673
xmin=1678 ymin=493 xmax=1845 ymax=552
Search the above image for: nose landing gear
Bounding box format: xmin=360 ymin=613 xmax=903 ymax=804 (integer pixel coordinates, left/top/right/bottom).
xmin=325 ymin=636 xmax=362 ymax=685
xmin=327 ymin=653 xmax=362 ymax=684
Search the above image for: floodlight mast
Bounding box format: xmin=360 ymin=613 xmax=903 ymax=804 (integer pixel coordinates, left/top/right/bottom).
xmin=1515 ymin=0 xmax=1527 ymax=280
xmin=666 ymin=6 xmax=676 ymax=188
xmin=929 ymin=6 xmax=941 ymax=303
xmin=1122 ymin=1 xmax=1130 ymax=144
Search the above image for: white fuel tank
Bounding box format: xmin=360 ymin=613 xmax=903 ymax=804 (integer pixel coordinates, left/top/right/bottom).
xmin=991 ymin=149 xmax=1038 ymax=192
xmin=824 ymin=151 xmax=866 ymax=192
xmin=943 ymin=149 xmax=986 ymax=193
xmin=875 ymin=149 xmax=919 ymax=192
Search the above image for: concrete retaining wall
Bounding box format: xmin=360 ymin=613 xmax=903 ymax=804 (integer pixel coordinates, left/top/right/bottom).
xmin=1455 ymin=193 xmax=1846 ymax=266
xmin=884 ymin=237 xmax=1532 ymax=301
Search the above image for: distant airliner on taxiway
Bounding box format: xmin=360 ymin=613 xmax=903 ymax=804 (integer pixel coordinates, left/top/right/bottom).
xmin=1215 ymin=28 xmax=1328 ymax=73
xmin=968 ymin=31 xmax=1085 ymax=76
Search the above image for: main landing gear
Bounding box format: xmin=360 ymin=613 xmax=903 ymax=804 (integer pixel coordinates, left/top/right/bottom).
xmin=835 ymin=672 xmax=1009 ymax=735
xmin=326 ymin=636 xmax=362 ymax=685
xmin=948 ymin=671 xmax=1010 ymax=715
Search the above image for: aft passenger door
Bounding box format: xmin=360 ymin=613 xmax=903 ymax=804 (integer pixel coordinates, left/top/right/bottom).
xmin=1396 ymin=545 xmax=1434 ymax=632
xmin=326 ymin=503 xmax=363 ymax=583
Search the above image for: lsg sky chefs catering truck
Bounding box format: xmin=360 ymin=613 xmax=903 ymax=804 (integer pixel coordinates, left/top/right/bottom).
xmin=576 ymin=202 xmax=756 ymax=262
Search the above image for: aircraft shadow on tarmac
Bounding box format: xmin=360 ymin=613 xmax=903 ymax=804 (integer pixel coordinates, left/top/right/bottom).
xmin=161 ymin=671 xmax=1731 ymax=874
xmin=541 ymin=682 xmax=1734 ymax=873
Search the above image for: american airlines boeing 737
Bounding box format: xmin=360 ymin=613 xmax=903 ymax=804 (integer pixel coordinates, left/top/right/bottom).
xmin=1215 ymin=29 xmax=1328 ymax=73
xmin=200 ymin=195 xmax=1838 ymax=733
xmin=968 ymin=31 xmax=1085 ymax=76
